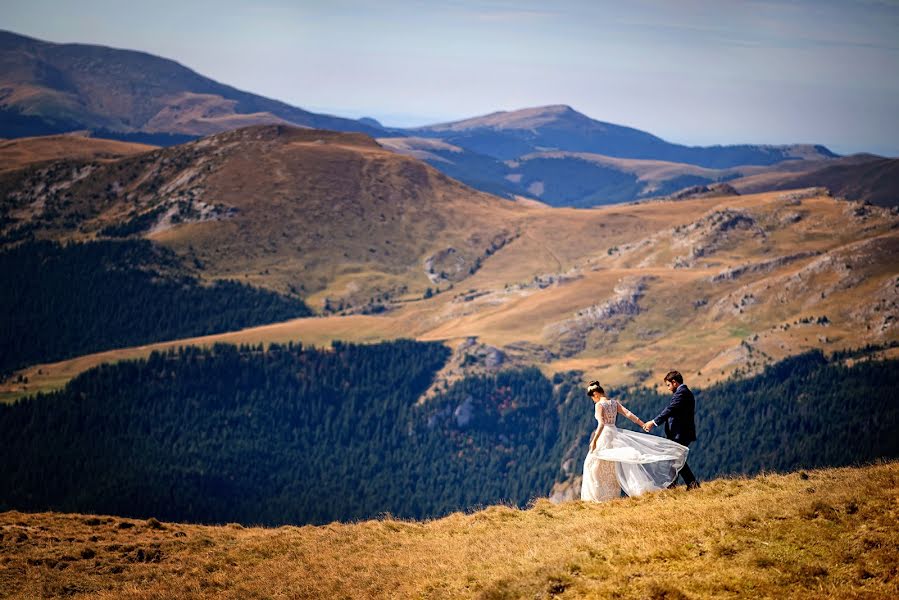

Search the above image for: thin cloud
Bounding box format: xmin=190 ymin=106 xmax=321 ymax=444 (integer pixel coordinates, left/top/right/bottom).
xmin=472 ymin=9 xmax=559 ymax=22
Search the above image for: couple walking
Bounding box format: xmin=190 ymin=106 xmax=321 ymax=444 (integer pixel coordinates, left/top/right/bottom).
xmin=581 ymin=370 xmax=699 ymax=502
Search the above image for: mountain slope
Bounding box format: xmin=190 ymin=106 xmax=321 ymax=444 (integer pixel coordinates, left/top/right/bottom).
xmin=0 ymin=132 xmax=155 ymax=172
xmin=2 ymin=461 xmax=896 ymax=599
xmin=4 ymin=180 xmax=897 ymax=400
xmin=0 ymin=239 xmax=313 ymax=374
xmin=0 ymin=124 xmax=527 ymax=309
xmin=0 ymin=30 xmax=384 ymax=141
xmin=761 ymin=157 xmax=899 ymax=207
xmin=413 ymin=104 xmax=837 ymax=168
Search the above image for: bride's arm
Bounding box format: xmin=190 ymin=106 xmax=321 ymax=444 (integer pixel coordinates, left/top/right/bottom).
xmin=589 ymin=424 xmax=602 ymax=451
xmin=617 ymin=403 xmax=645 ymax=429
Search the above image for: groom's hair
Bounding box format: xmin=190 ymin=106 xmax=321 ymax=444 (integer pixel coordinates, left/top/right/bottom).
xmin=664 ymin=371 xmax=683 ymax=385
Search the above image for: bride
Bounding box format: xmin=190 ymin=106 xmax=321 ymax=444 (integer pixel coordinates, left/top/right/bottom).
xmin=581 ymin=381 xmax=688 ymax=502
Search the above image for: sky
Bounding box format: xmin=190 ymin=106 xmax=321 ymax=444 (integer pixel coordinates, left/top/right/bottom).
xmin=4 ymin=0 xmax=899 ymax=156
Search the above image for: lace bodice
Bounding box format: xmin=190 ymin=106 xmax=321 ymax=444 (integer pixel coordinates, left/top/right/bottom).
xmin=595 ymin=398 xmax=618 ymax=426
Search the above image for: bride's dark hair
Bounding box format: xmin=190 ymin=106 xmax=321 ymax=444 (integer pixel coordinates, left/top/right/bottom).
xmin=586 ymin=380 xmax=604 ymax=397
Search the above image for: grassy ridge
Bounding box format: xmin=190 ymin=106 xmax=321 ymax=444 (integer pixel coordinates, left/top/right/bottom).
xmin=1 ymin=461 xmax=896 ymax=599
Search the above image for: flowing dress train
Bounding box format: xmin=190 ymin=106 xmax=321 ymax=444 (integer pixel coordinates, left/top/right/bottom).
xmin=581 ymin=397 xmax=689 ymax=501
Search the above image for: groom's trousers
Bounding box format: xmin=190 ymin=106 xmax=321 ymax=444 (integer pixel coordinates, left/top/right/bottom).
xmin=675 ymin=439 xmax=698 ymax=487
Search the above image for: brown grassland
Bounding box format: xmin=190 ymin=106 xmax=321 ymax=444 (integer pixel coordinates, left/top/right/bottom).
xmin=1 ymin=127 xmax=896 ymax=404
xmin=0 ymin=134 xmax=156 ymax=172
xmin=4 ymin=185 xmax=896 ymax=403
xmin=1 ymin=461 xmax=896 ymax=599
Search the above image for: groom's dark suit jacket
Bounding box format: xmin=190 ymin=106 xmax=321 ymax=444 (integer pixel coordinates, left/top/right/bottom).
xmin=654 ymin=383 xmax=696 ymax=444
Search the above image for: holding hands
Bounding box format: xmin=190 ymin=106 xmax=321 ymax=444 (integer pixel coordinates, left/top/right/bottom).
xmin=642 ymin=420 xmax=656 ymax=432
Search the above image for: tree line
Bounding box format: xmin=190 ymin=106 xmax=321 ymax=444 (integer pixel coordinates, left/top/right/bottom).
xmin=0 ymin=340 xmax=895 ymax=526
xmin=0 ymin=239 xmax=312 ymax=374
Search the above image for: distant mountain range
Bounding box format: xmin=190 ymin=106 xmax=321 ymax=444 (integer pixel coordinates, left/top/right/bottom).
xmin=4 ymin=29 xmax=890 ymax=208
xmin=0 ymin=30 xmax=384 ymax=143
xmin=410 ymin=104 xmax=837 ymax=167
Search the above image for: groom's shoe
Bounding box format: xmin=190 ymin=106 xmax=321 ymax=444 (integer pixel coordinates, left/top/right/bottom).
xmin=687 ymin=481 xmax=701 ymax=490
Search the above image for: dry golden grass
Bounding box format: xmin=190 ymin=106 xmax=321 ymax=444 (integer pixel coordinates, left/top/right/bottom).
xmin=0 ymin=134 xmax=155 ymax=172
xmin=2 ymin=462 xmax=896 ymax=599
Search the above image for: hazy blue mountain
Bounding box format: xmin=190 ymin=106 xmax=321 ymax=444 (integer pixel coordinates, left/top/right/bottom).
xmin=392 ymin=105 xmax=848 ymax=206
xmin=411 ymin=105 xmax=838 ymax=168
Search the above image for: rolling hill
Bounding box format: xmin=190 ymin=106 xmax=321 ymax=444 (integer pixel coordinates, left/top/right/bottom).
xmin=0 ymin=124 xmax=524 ymax=302
xmin=2 ymin=130 xmax=896 ymax=400
xmin=0 ymin=132 xmax=155 ymax=172
xmin=0 ymin=30 xmax=384 ymax=142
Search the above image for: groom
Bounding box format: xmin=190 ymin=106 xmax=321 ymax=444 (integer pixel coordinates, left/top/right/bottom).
xmin=643 ymin=370 xmax=700 ymax=489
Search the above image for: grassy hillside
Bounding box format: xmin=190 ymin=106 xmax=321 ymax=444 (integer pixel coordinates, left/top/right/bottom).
xmin=0 ymin=133 xmax=155 ymax=172
xmin=1 ymin=125 xmax=895 ymax=402
xmin=6 ymin=187 xmax=895 ymax=401
xmin=1 ymin=461 xmax=896 ymax=599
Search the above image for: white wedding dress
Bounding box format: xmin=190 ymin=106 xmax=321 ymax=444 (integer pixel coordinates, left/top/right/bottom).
xmin=581 ymin=397 xmax=689 ymax=501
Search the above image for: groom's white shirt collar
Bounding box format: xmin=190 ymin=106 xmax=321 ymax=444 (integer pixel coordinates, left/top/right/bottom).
xmin=675 ymin=383 xmax=686 ymax=393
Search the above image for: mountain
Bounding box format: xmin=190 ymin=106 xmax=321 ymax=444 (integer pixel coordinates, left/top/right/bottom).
xmin=381 ymin=135 xmax=749 ymax=207
xmin=392 ymin=105 xmax=845 ymax=206
xmin=0 ymin=124 xmax=526 ymax=309
xmin=0 ymin=26 xmax=860 ymax=208
xmin=0 ymin=30 xmax=385 ymax=142
xmin=412 ymin=104 xmax=838 ymax=168
xmin=0 ymin=124 xmax=895 ymax=400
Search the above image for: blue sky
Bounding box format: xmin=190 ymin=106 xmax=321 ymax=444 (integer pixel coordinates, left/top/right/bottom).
xmin=4 ymin=0 xmax=899 ymax=155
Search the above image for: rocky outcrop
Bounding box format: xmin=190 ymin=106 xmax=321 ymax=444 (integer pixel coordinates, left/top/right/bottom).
xmin=711 ymin=251 xmax=821 ymax=283
xmin=667 ymin=182 xmax=740 ymax=201
xmin=544 ymin=276 xmax=649 ymax=357
xmin=672 ymin=208 xmax=767 ymax=267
